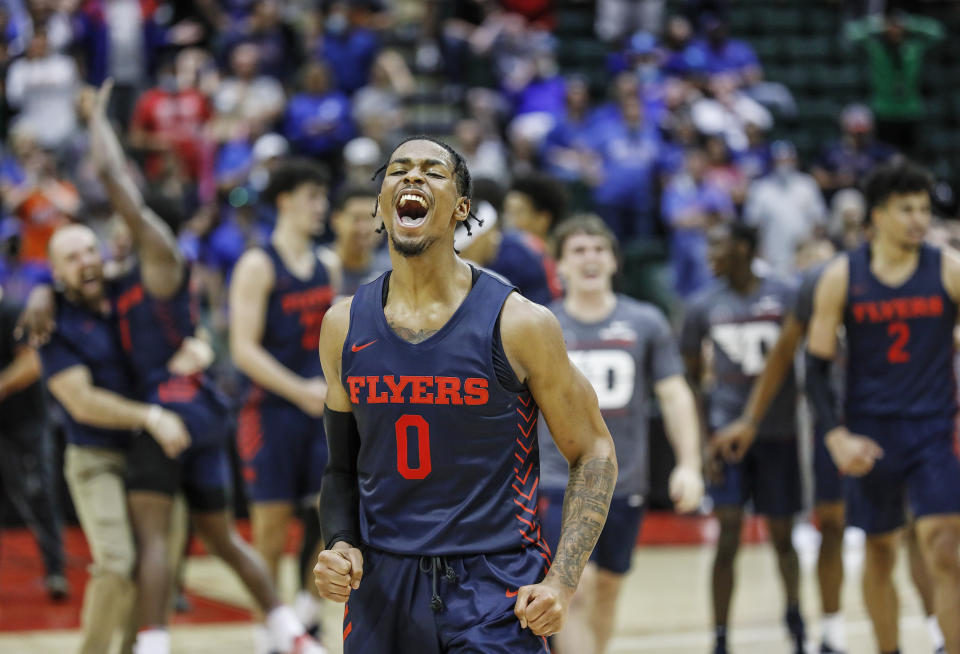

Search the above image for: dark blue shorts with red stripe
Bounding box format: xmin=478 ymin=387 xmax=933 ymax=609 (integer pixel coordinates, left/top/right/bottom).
xmin=342 ymin=546 xmax=551 ymax=654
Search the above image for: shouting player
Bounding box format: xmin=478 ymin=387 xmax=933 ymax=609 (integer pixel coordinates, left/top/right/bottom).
xmin=230 ymin=158 xmax=334 ymax=649
xmin=312 ymin=136 xmax=617 ymax=653
xmin=681 ymin=222 xmax=806 ymax=654
xmin=806 ymin=158 xmax=960 ymax=654
xmin=538 ymin=215 xmax=703 ymax=654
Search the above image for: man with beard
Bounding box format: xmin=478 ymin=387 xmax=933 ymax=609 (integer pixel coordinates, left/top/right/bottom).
xmin=40 ymin=224 xmax=188 ymax=654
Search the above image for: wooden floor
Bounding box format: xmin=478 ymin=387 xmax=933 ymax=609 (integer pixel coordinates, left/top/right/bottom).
xmin=0 ymin=525 xmax=942 ymax=654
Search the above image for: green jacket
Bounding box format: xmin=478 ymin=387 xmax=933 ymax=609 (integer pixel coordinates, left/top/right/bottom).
xmin=845 ymin=13 xmax=944 ymax=120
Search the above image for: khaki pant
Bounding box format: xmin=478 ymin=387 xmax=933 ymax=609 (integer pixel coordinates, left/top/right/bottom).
xmin=65 ymin=445 xmax=136 ymax=654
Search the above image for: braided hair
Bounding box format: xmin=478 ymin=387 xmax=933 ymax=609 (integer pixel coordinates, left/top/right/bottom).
xmin=370 ymin=135 xmax=484 ymax=239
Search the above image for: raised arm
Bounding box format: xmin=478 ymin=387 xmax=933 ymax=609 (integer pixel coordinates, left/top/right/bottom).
xmin=501 ymin=294 xmax=617 ymax=637
xmin=229 ymin=249 xmax=326 ymax=416
xmin=314 ymin=298 xmax=364 ymax=602
xmin=46 ymin=365 xmax=189 ymax=458
xmin=88 ymin=81 xmax=184 ymax=298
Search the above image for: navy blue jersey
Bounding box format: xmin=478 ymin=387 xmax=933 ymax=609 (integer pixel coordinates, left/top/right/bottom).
xmin=341 ymin=269 xmax=549 ymax=557
xmin=844 ymin=243 xmax=957 ymax=419
xmin=110 ymin=266 xmax=197 ymax=394
xmin=489 ymin=230 xmax=562 ymax=306
xmin=253 ymin=243 xmax=333 ymax=404
xmin=40 ymin=296 xmax=134 ymax=449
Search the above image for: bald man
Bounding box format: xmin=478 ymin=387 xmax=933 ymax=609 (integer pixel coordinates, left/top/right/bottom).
xmin=40 ymin=224 xmax=189 ymax=654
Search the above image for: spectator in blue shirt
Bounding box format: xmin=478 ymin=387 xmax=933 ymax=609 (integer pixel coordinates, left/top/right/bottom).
xmin=318 ymin=2 xmax=380 ymax=95
xmin=540 ymin=75 xmax=594 ymax=182
xmin=283 ymin=61 xmax=354 ymax=170
xmin=662 ymin=147 xmax=734 ymax=297
xmin=586 ymin=93 xmax=663 ymax=242
xmin=683 ymin=15 xmax=761 ymax=87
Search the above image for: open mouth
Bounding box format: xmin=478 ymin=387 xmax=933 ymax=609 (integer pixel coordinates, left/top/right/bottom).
xmin=81 ymin=269 xmax=100 ymax=289
xmin=396 ymin=191 xmax=429 ymax=227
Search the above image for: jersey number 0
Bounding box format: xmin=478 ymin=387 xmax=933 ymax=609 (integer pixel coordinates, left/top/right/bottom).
xmin=395 ymin=415 xmax=431 ymax=479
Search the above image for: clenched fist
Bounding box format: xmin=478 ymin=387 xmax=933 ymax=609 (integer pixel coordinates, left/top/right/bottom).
xmin=314 ymin=541 xmax=363 ymax=603
xmin=513 ymin=579 xmax=573 ymax=637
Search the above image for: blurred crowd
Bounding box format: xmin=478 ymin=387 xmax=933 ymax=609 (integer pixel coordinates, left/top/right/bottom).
xmin=0 ymin=0 xmax=956 ymax=370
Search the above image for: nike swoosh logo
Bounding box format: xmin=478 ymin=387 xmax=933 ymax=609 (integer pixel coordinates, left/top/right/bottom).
xmin=505 ymin=589 xmax=518 ymax=598
xmin=351 ymin=339 xmax=378 ymax=352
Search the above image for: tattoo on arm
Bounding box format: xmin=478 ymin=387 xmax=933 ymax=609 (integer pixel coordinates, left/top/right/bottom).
xmin=387 ymin=320 xmax=439 ymax=344
xmin=550 ymin=457 xmax=616 ymax=590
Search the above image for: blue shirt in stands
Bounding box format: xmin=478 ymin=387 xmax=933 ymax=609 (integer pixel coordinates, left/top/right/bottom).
xmin=319 ymin=27 xmax=380 ymax=94
xmin=283 ymin=91 xmax=355 ymax=157
xmin=682 ymin=38 xmax=760 ymax=77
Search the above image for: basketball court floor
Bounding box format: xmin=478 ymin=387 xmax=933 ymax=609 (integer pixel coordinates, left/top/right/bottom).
xmin=0 ymin=518 xmax=939 ymax=654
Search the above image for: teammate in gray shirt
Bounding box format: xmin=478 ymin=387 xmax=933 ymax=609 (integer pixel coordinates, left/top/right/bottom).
xmin=680 ymin=222 xmax=805 ymax=654
xmin=538 ymin=215 xmax=703 ymax=654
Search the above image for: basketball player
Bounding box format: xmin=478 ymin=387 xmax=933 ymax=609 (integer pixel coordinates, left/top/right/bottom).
xmin=40 ymin=224 xmax=189 ymax=654
xmin=86 ymin=81 xmax=325 ymax=654
xmin=806 ymin=158 xmax=960 ymax=654
xmin=715 ymin=248 xmax=947 ymax=654
xmin=312 ymin=136 xmax=617 ymax=653
xmin=538 ymin=215 xmax=703 ymax=654
xmin=230 ymin=158 xmax=334 ymax=650
xmin=681 ymin=222 xmax=806 ymax=654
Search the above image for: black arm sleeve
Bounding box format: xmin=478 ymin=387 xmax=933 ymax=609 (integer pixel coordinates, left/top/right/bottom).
xmin=804 ymin=351 xmax=842 ymax=434
xmin=319 ymin=406 xmax=362 ymax=550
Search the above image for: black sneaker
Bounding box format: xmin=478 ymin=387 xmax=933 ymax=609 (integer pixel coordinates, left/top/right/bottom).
xmin=820 ymin=642 xmax=845 ymax=653
xmin=44 ymin=574 xmax=70 ymax=602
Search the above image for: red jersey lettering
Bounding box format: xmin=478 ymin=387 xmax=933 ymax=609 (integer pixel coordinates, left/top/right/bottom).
xmin=366 ymin=376 xmax=389 ymax=403
xmin=383 ymin=376 xmax=410 ymax=403
xmin=434 ymin=377 xmax=463 ymax=405
xmin=463 ymin=378 xmax=489 ymax=405
xmin=407 ymin=376 xmax=435 ymax=404
xmin=851 ymin=296 xmax=945 ymax=324
xmin=348 ymin=377 xmax=366 ymax=404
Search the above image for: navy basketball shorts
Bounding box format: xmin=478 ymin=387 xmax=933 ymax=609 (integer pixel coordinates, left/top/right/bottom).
xmin=126 ymin=387 xmax=232 ymax=512
xmin=709 ymin=438 xmax=802 ymax=517
xmin=813 ymin=424 xmax=843 ymax=504
xmin=236 ymin=397 xmax=326 ymax=504
xmin=844 ymin=415 xmax=960 ymax=535
xmin=342 ymin=546 xmax=552 ymax=654
xmin=537 ymin=488 xmax=644 ymax=575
